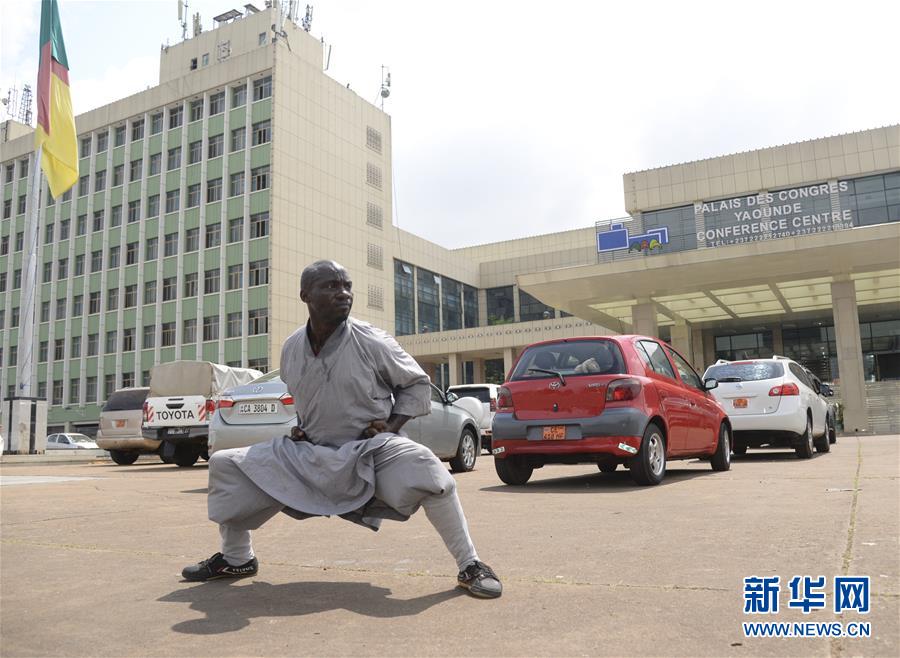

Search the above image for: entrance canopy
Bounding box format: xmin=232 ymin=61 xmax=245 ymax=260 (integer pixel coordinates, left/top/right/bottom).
xmin=518 ymin=223 xmax=900 ymax=332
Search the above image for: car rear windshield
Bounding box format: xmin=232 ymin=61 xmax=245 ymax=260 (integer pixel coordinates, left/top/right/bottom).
xmin=252 ymin=369 xmax=281 ymax=383
xmin=449 ymin=387 xmax=492 ymax=403
xmin=102 ymin=388 xmax=150 ymax=412
xmin=69 ymin=434 xmax=93 ymax=443
xmin=704 ymin=362 xmax=784 ymax=382
xmin=511 ymin=340 xmax=627 ymax=381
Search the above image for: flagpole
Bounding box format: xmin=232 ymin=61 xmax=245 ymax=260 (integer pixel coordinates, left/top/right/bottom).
xmin=15 ymin=145 xmax=44 ymax=399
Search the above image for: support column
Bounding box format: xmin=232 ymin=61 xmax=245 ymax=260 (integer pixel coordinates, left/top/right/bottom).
xmin=473 ymin=358 xmax=485 ymax=383
xmin=448 ymin=353 xmax=459 ymax=387
xmin=771 ymin=325 xmax=784 ymax=357
xmin=632 ymin=301 xmax=658 ymax=338
xmin=831 ymin=280 xmax=868 ymax=432
xmin=670 ymin=321 xmax=691 ymax=360
xmin=690 ymin=326 xmax=705 ymax=371
xmin=502 ymin=348 xmax=515 ymax=380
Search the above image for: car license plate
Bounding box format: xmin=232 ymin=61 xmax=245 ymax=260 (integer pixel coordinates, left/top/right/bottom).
xmin=114 ymin=419 xmax=126 ymax=428
xmin=239 ymin=402 xmax=278 ymax=415
xmin=542 ymin=425 xmax=566 ymax=440
xmin=167 ymin=427 xmax=189 ymax=435
xmin=733 ymin=398 xmax=748 ymax=409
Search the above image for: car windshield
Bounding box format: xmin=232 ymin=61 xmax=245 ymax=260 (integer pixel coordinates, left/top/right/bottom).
xmin=449 ymin=388 xmax=491 ymax=403
xmin=69 ymin=434 xmax=93 ymax=443
xmin=704 ymin=362 xmax=784 ymax=382
xmin=511 ymin=340 xmax=626 ymax=381
xmin=102 ymin=388 xmax=150 ymax=412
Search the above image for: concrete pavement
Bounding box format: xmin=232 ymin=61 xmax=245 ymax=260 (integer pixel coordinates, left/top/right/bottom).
xmin=1 ymin=436 xmax=898 ymax=657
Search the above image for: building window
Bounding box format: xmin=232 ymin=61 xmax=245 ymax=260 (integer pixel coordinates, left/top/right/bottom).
xmin=45 ymin=222 xmax=55 ymax=244
xmin=126 ymin=241 xmax=138 ymax=265
xmin=71 ymin=332 xmax=81 ymax=356
xmin=107 ymin=288 xmax=119 ymax=311
xmin=55 ymin=298 xmax=66 ymax=319
xmin=165 ymin=189 xmax=180 ymax=213
xmin=114 ymin=125 xmax=126 ymax=146
xmin=252 ymin=120 xmax=270 ymax=146
xmin=69 ymin=378 xmax=80 ymax=402
xmin=143 ymin=324 xmax=156 ymax=349
xmin=162 ymin=276 xmax=177 ymax=301
xmin=93 ymin=210 xmax=104 ymax=232
xmin=227 ymin=264 xmax=243 ymax=289
xmin=248 ymin=259 xmax=269 ymax=286
xmin=74 ymin=254 xmax=85 ymax=276
xmin=52 ymin=380 xmax=64 ymax=405
xmin=129 ymin=199 xmax=142 ymax=222
xmin=487 ymin=286 xmax=515 ymax=324
xmin=17 ymin=194 xmax=27 ymax=213
xmin=145 ymin=237 xmax=158 ymax=260
xmin=86 ymin=376 xmax=97 ymax=403
xmin=87 ymin=333 xmax=99 ymax=356
xmin=144 ymin=280 xmax=157 ymax=304
xmin=167 ymin=146 xmax=181 ymax=171
xmin=42 ymin=262 xmax=53 ymax=283
xmin=519 ymin=290 xmax=554 ymax=322
xmin=80 ymin=135 xmax=91 ymax=158
xmin=146 ymin=195 xmax=158 ymax=218
xmin=150 ymin=111 xmax=163 ymax=134
xmin=253 ymin=76 xmax=272 ymax=101
xmin=130 ymin=158 xmax=143 ymax=181
xmin=204 ymin=267 xmax=220 ymax=294
xmin=169 ymin=105 xmax=183 ymax=129
xmin=124 ymin=284 xmax=137 ymax=308
xmin=94 ymin=169 xmax=106 ymax=191
xmin=248 ymin=308 xmax=268 ymax=335
xmin=205 ymin=222 xmax=221 ymax=248
xmin=72 ymin=294 xmax=83 ymax=316
xmin=122 ymin=372 xmax=135 ymax=389
xmin=189 ymin=99 xmax=203 ymax=123
xmin=108 ymin=245 xmax=120 ymax=268
xmin=232 ymin=84 xmax=247 ymax=107
xmin=15 ymin=230 xmax=24 ymax=249
xmin=366 ymin=163 xmax=382 ymax=189
xmin=366 ymin=126 xmax=382 ymax=153
xmin=366 ymin=243 xmax=383 ymax=269
xmin=250 ymin=211 xmax=269 ymax=238
xmin=394 ymin=261 xmax=414 ymax=336
xmin=112 ymin=164 xmax=124 ymax=186
xmin=124 ymin=326 xmax=136 ymax=353
xmin=208 ymin=134 xmax=224 ymax=159
xmin=149 ymin=152 xmax=162 ymax=175
xmin=4 ymin=163 xmax=13 ymax=182
xmin=110 ymin=204 xmax=122 ymax=227
xmin=185 ymin=227 xmax=200 ymax=252
xmin=183 ymin=318 xmax=197 ymax=343
xmin=186 ymin=183 xmax=201 ymax=208
xmin=228 ymin=217 xmax=243 ymax=243
xmin=209 ymin=91 xmax=225 ymax=115
xmin=441 ymin=278 xmax=462 ymax=330
xmin=188 ymin=140 xmax=202 ymax=165
xmin=231 ymin=127 xmax=246 ymax=152
xmin=203 ymin=315 xmax=219 ymax=341
xmin=96 ymin=131 xmax=108 ymax=152
xmin=131 ymin=118 xmax=144 ymax=141
xmin=2 ymin=199 xmax=10 ymax=219
xmin=417 ymin=269 xmax=440 ymax=333
xmin=164 ymin=232 xmax=178 ymax=257
xmin=91 ymin=250 xmax=103 ymax=272
xmin=161 ymin=322 xmax=176 ymax=347
xmin=368 ymin=285 xmax=384 ymax=310
xmin=207 ymin=178 xmax=222 ymax=203
xmin=251 ymin=165 xmax=269 ymax=191
xmin=642 ymin=205 xmax=697 ymax=253
xmin=41 ymin=300 xmax=50 ymax=322
xmin=184 ymin=272 xmax=198 ymax=297
xmin=19 ymin=158 xmax=28 ymax=178
xmin=840 ymin=172 xmax=900 ymax=227
xmin=78 ymin=175 xmax=89 ymax=196
xmin=227 ymin=311 xmax=242 ymax=338
xmin=39 ymin=341 xmax=49 ymax=361
xmin=229 ymin=172 xmax=245 ymax=197
xmin=464 ymin=285 xmax=479 ymax=328
xmin=366 ymin=203 xmax=383 ymax=229
xmin=105 ymin=329 xmax=118 ymax=353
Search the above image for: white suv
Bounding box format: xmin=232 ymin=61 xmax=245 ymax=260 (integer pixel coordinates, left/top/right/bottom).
xmin=702 ymin=356 xmax=830 ymax=459
xmin=446 ymin=384 xmax=500 ymax=453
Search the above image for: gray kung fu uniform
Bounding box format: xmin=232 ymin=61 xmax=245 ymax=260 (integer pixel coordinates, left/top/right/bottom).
xmin=207 ymin=318 xmax=457 ymax=532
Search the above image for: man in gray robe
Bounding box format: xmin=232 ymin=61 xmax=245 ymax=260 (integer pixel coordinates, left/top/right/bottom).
xmin=182 ymin=260 xmax=502 ymax=598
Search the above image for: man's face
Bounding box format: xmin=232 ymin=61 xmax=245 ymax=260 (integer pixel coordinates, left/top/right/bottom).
xmin=301 ymin=265 xmax=353 ymax=324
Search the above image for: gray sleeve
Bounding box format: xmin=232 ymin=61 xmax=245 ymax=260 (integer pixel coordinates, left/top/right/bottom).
xmin=369 ymin=331 xmax=431 ymax=418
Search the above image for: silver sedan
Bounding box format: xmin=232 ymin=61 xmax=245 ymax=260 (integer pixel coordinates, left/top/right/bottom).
xmin=208 ymin=371 xmax=482 ymax=472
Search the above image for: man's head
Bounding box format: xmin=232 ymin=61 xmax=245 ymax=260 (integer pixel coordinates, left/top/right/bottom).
xmin=300 ymin=260 xmax=353 ymax=325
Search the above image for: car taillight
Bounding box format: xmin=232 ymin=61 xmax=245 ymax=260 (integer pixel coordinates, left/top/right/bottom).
xmin=142 ymin=401 xmax=149 ymax=422
xmin=489 ymin=398 xmax=496 ymax=412
xmin=279 ymin=392 xmax=294 ymax=406
xmin=769 ymin=382 xmax=800 ymax=396
xmin=206 ymin=399 xmax=217 ymax=413
xmin=496 ymin=386 xmax=514 ymax=412
xmin=606 ymin=378 xmax=642 ymax=402
xmin=217 ymin=397 xmax=235 ymax=409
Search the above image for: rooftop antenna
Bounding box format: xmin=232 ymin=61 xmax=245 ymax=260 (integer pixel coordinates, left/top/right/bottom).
xmin=301 ymin=4 xmax=313 ymax=31
xmin=18 ymin=84 xmax=33 ymax=125
xmin=379 ymin=66 xmax=391 ymax=110
xmin=2 ymin=87 xmax=19 ymax=121
xmin=177 ymin=0 xmax=189 ymax=40
xmin=321 ymin=36 xmax=332 ymax=71
xmin=192 ymin=12 xmax=202 ymax=37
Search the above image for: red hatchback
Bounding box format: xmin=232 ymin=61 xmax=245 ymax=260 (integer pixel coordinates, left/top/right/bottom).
xmin=491 ymin=335 xmax=732 ymax=486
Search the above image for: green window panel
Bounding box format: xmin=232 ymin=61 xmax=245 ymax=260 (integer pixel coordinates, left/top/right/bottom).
xmin=186 ymin=164 xmax=201 ymax=186
xmin=109 ymin=187 xmax=122 ymax=205
xmin=112 ymin=148 xmax=125 ymax=166
xmin=91 ymin=233 xmax=104 ymax=250
xmin=128 ymin=181 xmax=141 ymax=202
xmin=224 ymin=339 xmax=242 ymax=364
xmin=56 ymin=280 xmax=69 ymax=296
xmin=41 ymin=284 xmax=52 ymax=302
xmin=163 ymin=213 xmax=180 ymax=234
xmin=3 ymin=186 xmax=13 ymax=201
xmin=251 ymin=99 xmax=271 ymax=123
xmin=143 ymin=217 xmax=159 ymax=235
xmin=167 ymin=127 xmax=182 ymax=145
xmin=107 ymin=226 xmax=122 ymax=244
xmin=182 ymin=304 xmax=198 ymax=321
xmin=207 ymin=115 xmax=224 ymax=136
xmin=43 ymin=244 xmax=54 ymax=261
xmin=104 ymin=354 xmax=117 ymax=371
xmin=71 ymin=278 xmax=84 ymax=295
xmin=248 ymin=286 xmax=267 ymax=309
xmin=225 ymin=243 xmax=242 ymax=264
xmin=37 ymin=363 xmax=48 ymax=379
xmin=125 ymin=223 xmax=140 ymax=242
xmin=206 ymin=158 xmax=223 ymax=180
xmin=123 ymin=265 xmax=139 ymax=285
xmin=122 ymin=308 xmax=137 ymax=326
xmin=77 ymin=196 xmax=87 ymax=214
xmin=143 ymin=262 xmax=157 ymax=280
xmin=52 ymin=362 xmax=64 ymax=379
xmin=202 ymin=343 xmax=218 ymax=362
xmin=148 ymin=134 xmax=162 ymax=153
xmin=94 ymin=160 xmax=107 ymax=172
xmin=205 ymin=203 xmax=221 ymax=223
xmin=227 ymin=152 xmax=244 ymax=174
xmin=145 ymin=174 xmax=160 ymax=192
xmin=182 ymin=344 xmax=197 ymax=361
xmin=87 ymin=315 xmax=101 ymax=332
xmin=130 ymin=142 xmax=143 ymax=160
xmin=226 ymin=197 xmax=243 ymax=219
xmin=39 ymin=324 xmax=50 ymax=341
xmin=92 ymin=192 xmax=106 ymax=208
xmin=88 ymin=273 xmax=101 ymax=292
xmin=229 ymin=107 xmax=246 ymax=128
xmin=106 ymin=271 xmax=120 ymax=288
xmin=202 ymin=294 xmax=219 ymax=315
xmin=224 ymin=290 xmax=242 ymax=313
xmin=159 ymin=346 xmax=176 ymax=363
xmin=161 ymin=256 xmax=178 ymax=278
xmin=59 ymin=201 xmax=71 ymax=214
xmin=249 ymin=191 xmax=269 ymax=215
xmin=248 ymin=237 xmax=268 ymax=261
xmin=183 ymin=207 xmax=200 ymax=229
xmin=161 ymin=301 xmax=177 ymax=323
xmin=165 ymin=171 xmax=180 ymax=190
xmin=248 ymin=335 xmax=269 ymax=359
xmin=182 ymin=252 xmax=199 ymax=272
xmin=187 ymin=122 xmax=202 ymax=142
xmin=250 ymin=145 xmax=270 ymax=169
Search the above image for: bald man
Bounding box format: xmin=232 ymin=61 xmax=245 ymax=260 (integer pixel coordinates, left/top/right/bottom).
xmin=182 ymin=260 xmax=501 ymax=598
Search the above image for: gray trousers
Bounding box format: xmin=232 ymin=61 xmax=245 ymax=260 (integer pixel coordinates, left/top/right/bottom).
xmin=209 ymin=439 xmax=479 ymax=571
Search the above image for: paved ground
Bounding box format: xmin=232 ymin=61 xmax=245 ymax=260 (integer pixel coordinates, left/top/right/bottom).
xmin=1 ymin=436 xmax=898 ymax=657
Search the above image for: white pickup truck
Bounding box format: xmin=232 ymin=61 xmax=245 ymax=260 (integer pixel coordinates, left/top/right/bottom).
xmin=143 ymin=361 xmax=262 ymax=467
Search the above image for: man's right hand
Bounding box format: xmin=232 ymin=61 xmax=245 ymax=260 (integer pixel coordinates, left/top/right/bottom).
xmin=290 ymin=427 xmax=307 ymax=442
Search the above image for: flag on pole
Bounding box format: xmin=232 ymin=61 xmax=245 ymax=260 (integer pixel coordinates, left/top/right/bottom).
xmin=34 ymin=0 xmax=77 ymax=198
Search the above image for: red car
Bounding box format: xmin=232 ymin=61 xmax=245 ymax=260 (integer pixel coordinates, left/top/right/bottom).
xmin=491 ymin=335 xmax=732 ymax=486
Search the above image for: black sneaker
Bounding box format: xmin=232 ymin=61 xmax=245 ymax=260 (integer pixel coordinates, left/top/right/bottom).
xmin=457 ymin=560 xmax=502 ymax=599
xmin=181 ymin=552 xmax=258 ymax=582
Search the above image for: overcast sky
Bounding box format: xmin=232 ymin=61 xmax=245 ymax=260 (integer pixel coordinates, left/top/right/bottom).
xmin=2 ymin=0 xmax=898 ymax=248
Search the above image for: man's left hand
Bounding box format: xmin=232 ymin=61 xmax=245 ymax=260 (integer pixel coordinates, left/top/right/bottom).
xmin=363 ymin=420 xmax=389 ymax=438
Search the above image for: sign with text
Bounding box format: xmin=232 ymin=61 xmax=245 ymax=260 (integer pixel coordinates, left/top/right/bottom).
xmin=696 ymin=181 xmax=853 ymax=247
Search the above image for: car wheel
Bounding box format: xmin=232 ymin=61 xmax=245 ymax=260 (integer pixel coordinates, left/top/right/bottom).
xmin=732 ymin=442 xmax=747 ymax=456
xmin=814 ymin=420 xmax=831 ymax=453
xmin=710 ymin=423 xmax=732 ymax=472
xmin=159 ymin=453 xmax=175 ymax=464
xmin=597 ymin=462 xmax=617 ymax=473
xmin=828 ymin=416 xmax=837 ymax=444
xmin=495 ymin=455 xmax=533 ymax=485
xmin=629 ymin=423 xmax=666 ymax=486
xmin=109 ymin=449 xmax=139 ymax=465
xmin=200 ymin=450 xmax=210 ymax=461
xmin=795 ymin=415 xmax=814 ymax=459
xmin=449 ymin=428 xmax=478 ymax=473
xmin=173 ymin=444 xmax=199 ymax=467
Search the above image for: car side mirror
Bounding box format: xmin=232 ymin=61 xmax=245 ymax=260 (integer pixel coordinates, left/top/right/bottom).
xmin=445 ymin=392 xmax=459 ymax=404
xmin=703 ymin=378 xmax=719 ymax=391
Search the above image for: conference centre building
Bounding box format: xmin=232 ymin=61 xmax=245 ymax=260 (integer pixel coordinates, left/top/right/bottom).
xmin=1 ymin=4 xmax=897 ymax=438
